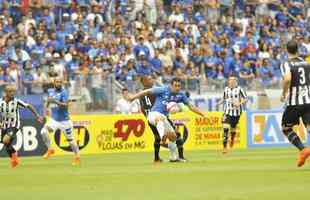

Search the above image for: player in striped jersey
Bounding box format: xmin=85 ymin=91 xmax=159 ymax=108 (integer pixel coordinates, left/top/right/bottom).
xmin=0 ymin=85 xmax=43 ymax=168
xmin=281 ymin=40 xmax=310 ymax=167
xmin=217 ymin=75 xmax=247 ymax=153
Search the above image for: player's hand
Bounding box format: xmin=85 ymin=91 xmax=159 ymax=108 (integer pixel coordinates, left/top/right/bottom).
xmin=37 ymin=116 xmax=44 ymax=124
xmin=280 ymin=94 xmax=287 ymax=102
xmin=47 ymin=97 xmax=55 ymax=103
xmin=233 ymin=101 xmax=241 ymax=107
xmin=125 ymin=93 xmax=134 ymax=102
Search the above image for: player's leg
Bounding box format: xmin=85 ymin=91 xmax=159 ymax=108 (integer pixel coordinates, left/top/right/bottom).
xmin=229 ymin=116 xmax=240 ymax=148
xmin=163 ymin=119 xmax=178 ymax=161
xmin=62 ymin=120 xmax=80 ymax=165
xmin=222 ymin=115 xmax=230 ymax=154
xmin=147 ymin=112 xmax=178 ymax=161
xmin=148 ymin=122 xmax=162 ymax=162
xmin=297 ymin=106 xmax=310 ymax=167
xmin=282 ymin=106 xmax=310 ymax=167
xmin=2 ymin=128 xmax=19 ymax=168
xmin=41 ymin=118 xmax=57 ymax=159
xmin=167 ymin=118 xmax=186 ymax=161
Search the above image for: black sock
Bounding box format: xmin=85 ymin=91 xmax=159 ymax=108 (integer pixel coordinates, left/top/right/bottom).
xmin=287 ymin=131 xmax=305 ymax=151
xmin=5 ymin=144 xmax=16 ymax=158
xmin=176 ymin=137 xmax=184 ymax=159
xmin=154 ymin=142 xmax=160 ymax=161
xmin=223 ymin=128 xmax=229 ymax=148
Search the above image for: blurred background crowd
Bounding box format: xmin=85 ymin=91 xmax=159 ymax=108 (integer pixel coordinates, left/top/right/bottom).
xmin=0 ymin=0 xmax=309 ymax=113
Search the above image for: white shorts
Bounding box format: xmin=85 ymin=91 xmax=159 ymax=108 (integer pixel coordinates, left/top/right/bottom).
xmin=45 ymin=118 xmax=74 ymax=141
xmin=147 ymin=111 xmax=175 ymax=138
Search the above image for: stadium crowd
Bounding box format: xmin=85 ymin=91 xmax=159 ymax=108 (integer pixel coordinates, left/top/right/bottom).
xmin=0 ymin=0 xmax=309 ymax=110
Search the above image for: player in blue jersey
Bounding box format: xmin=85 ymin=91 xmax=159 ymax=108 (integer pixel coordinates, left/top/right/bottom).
xmin=127 ymin=78 xmax=205 ymax=161
xmin=40 ymin=78 xmax=80 ymax=165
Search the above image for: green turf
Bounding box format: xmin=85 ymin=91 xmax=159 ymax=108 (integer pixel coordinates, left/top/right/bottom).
xmin=1 ymin=148 xmax=310 ymax=200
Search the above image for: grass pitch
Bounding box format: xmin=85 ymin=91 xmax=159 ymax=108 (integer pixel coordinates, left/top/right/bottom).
xmin=1 ymin=148 xmax=310 ymax=200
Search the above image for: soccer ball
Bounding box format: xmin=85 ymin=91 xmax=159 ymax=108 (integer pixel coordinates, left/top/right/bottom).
xmin=166 ymin=102 xmax=181 ymax=114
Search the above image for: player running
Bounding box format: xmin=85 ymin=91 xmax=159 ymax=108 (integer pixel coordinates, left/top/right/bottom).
xmin=40 ymin=78 xmax=80 ymax=165
xmin=139 ymin=75 xmax=188 ymax=163
xmin=217 ymin=75 xmax=247 ymax=154
xmin=127 ymin=77 xmax=205 ymax=161
xmin=280 ymin=40 xmax=310 ymax=167
xmin=0 ymin=85 xmax=43 ymax=168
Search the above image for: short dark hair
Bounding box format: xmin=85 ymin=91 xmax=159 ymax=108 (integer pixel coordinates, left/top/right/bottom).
xmin=171 ymin=77 xmax=181 ymax=84
xmin=122 ymin=88 xmax=128 ymax=92
xmin=286 ymin=40 xmax=298 ymax=55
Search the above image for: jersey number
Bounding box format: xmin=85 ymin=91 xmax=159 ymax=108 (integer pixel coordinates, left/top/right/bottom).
xmin=298 ymin=68 xmax=306 ymax=84
xmin=144 ymin=96 xmax=152 ymax=106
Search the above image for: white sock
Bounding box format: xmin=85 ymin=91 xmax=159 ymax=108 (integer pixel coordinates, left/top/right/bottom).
xmin=156 ymin=121 xmax=165 ymax=139
xmin=69 ymin=140 xmax=80 ymax=157
xmin=168 ymin=142 xmax=178 ymax=160
xmin=41 ymin=127 xmax=51 ymax=149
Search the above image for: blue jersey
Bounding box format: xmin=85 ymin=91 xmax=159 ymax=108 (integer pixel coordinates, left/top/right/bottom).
xmin=48 ymin=88 xmax=69 ymax=121
xmin=150 ymin=86 xmax=189 ymax=115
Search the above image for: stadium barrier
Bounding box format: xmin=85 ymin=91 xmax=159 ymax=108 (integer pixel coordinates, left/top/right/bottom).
xmin=0 ymin=119 xmax=46 ymax=157
xmin=0 ymin=112 xmax=247 ymax=156
xmin=247 ymin=109 xmax=310 ymax=148
xmin=50 ymin=112 xmax=247 ymax=156
xmin=3 ymin=109 xmax=309 ymax=157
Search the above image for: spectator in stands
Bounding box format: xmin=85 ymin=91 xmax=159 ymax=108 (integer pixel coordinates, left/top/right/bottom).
xmin=115 ymin=88 xmax=139 ymax=114
xmin=32 ymin=66 xmax=47 ymax=95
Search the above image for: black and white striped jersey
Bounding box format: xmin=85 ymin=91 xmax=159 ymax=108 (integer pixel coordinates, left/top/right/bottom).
xmin=0 ymin=98 xmax=29 ymax=129
xmin=281 ymin=57 xmax=310 ymax=106
xmin=139 ymin=94 xmax=155 ymax=117
xmin=223 ymin=86 xmax=247 ymax=116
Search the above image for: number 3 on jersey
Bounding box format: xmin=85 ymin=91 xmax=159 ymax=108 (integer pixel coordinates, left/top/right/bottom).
xmin=298 ymin=67 xmax=306 ymax=84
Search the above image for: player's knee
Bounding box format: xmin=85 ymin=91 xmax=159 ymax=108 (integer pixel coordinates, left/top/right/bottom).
xmin=2 ymin=135 xmax=11 ymax=145
xmin=282 ymin=126 xmax=293 ymax=136
xmin=167 ymin=132 xmax=177 ymax=142
xmin=223 ymin=123 xmax=230 ymax=130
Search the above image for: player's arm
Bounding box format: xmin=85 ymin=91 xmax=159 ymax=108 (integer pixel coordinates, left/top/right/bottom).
xmin=53 ymin=99 xmax=68 ymax=108
xmin=127 ymin=89 xmax=153 ymax=102
xmin=280 ymin=62 xmax=291 ymax=102
xmin=49 ymin=91 xmax=69 ymax=108
xmin=181 ymin=94 xmax=205 ymax=117
xmin=281 ymin=70 xmax=291 ymax=102
xmin=187 ymin=103 xmax=205 ymax=117
xmin=239 ymin=88 xmax=248 ymax=106
xmin=216 ymin=90 xmax=226 ymax=107
xmin=17 ymin=100 xmax=43 ymax=123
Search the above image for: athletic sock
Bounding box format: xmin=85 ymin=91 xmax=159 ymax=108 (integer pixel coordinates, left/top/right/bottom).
xmin=41 ymin=127 xmax=51 ymax=149
xmin=176 ymin=137 xmax=184 ymax=159
xmin=154 ymin=142 xmax=160 ymax=160
xmin=168 ymin=142 xmax=177 ymax=160
xmin=231 ymin=131 xmax=236 ymax=144
xmin=287 ymin=131 xmax=305 ymax=151
xmin=5 ymin=143 xmax=16 ymax=158
xmin=223 ymin=128 xmax=229 ymax=148
xmin=69 ymin=140 xmax=80 ymax=157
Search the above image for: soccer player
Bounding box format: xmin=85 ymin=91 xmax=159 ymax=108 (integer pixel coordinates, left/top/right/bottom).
xmin=217 ymin=75 xmax=247 ymax=154
xmin=0 ymin=85 xmax=43 ymax=168
xmin=139 ymin=75 xmax=187 ymax=162
xmin=41 ymin=78 xmax=81 ymax=165
xmin=127 ymin=77 xmax=205 ymax=161
xmin=280 ymin=40 xmax=310 ymax=167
